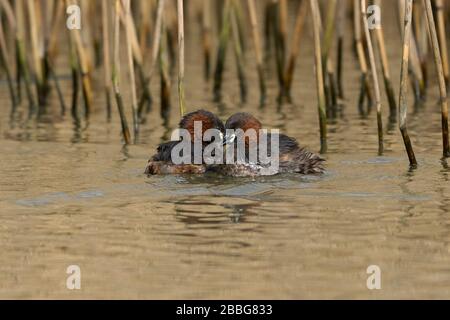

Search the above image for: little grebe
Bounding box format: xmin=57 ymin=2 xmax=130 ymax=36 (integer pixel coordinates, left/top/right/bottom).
xmin=206 ymin=112 xmax=325 ymax=176
xmin=145 ymin=109 xmax=225 ymax=174
xmin=145 ymin=111 xmax=325 ymax=176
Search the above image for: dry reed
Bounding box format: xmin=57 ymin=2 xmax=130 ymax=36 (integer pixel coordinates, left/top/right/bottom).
xmin=247 ymin=0 xmax=266 ymax=99
xmin=177 ymin=0 xmax=186 ymax=116
xmin=398 ymin=0 xmax=417 ymax=167
xmin=310 ymin=0 xmax=327 ymax=154
xmin=123 ymin=0 xmax=139 ymax=137
xmin=284 ymin=0 xmax=308 ymax=95
xmin=112 ymin=0 xmax=131 ymax=144
xmin=423 ymin=0 xmax=449 ymax=157
xmin=362 ymin=0 xmax=383 ymax=155
xmin=374 ymin=0 xmax=397 ymax=123
xmin=213 ymin=0 xmax=231 ymax=98
xmin=353 ymin=0 xmax=373 ymax=115
xmin=201 ymin=0 xmax=211 ymax=80
xmin=102 ymin=0 xmax=112 ymax=119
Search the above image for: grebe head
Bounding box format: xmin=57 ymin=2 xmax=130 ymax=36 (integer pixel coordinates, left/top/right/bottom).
xmin=224 ymin=113 xmax=262 ymax=145
xmin=179 ymin=109 xmax=225 ymax=142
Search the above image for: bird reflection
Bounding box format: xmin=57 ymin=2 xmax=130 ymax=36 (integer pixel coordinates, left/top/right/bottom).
xmin=172 ymin=197 xmax=260 ymax=226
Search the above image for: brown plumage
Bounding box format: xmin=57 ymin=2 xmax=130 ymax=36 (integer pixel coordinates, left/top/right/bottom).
xmin=211 ymin=113 xmax=325 ymax=176
xmin=145 ymin=162 xmax=206 ymax=174
xmin=145 ymin=110 xmax=225 ymax=175
xmin=179 ymin=109 xmax=225 ymax=143
xmin=145 ymin=111 xmax=325 ymax=176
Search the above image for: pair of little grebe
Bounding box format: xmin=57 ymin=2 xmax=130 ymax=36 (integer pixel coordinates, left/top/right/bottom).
xmin=145 ymin=110 xmax=325 ymax=176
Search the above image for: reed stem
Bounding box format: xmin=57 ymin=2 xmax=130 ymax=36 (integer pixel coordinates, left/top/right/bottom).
xmin=68 ymin=0 xmax=93 ymax=118
xmin=123 ymin=0 xmax=139 ymax=137
xmin=148 ymin=0 xmax=165 ymax=83
xmin=112 ymin=0 xmax=131 ymax=144
xmin=354 ymin=0 xmax=373 ymax=114
xmin=102 ymin=0 xmax=112 ymax=120
xmin=247 ymin=0 xmax=266 ymax=99
xmin=322 ymin=0 xmax=337 ymax=65
xmin=310 ymin=0 xmax=327 ymax=154
xmin=73 ymin=30 xmax=93 ymax=118
xmin=46 ymin=0 xmax=66 ymax=114
xmin=423 ymin=0 xmax=450 ymax=157
xmin=120 ymin=11 xmax=152 ymax=119
xmin=27 ymin=0 xmax=46 ymax=107
xmin=272 ymin=1 xmax=286 ymax=94
xmin=202 ymin=0 xmax=211 ymax=80
xmin=399 ymin=0 xmax=418 ymax=167
xmin=362 ymin=0 xmax=384 ymax=155
xmin=213 ymin=0 xmax=231 ymax=98
xmin=0 ymin=0 xmax=15 ymax=30
xmin=233 ymin=0 xmax=247 ymax=54
xmin=15 ymin=0 xmax=36 ymax=113
xmin=231 ymin=1 xmax=247 ymax=102
xmin=177 ymin=0 xmax=187 ymax=117
xmin=434 ymin=0 xmax=449 ymax=88
xmin=336 ymin=0 xmax=346 ymax=99
xmin=322 ymin=0 xmax=338 ymax=114
xmin=68 ymin=29 xmax=79 ymax=118
xmin=278 ymin=0 xmax=287 ymax=65
xmin=398 ymin=0 xmax=425 ymax=100
xmin=414 ymin=3 xmax=429 ymax=89
xmin=159 ymin=21 xmax=171 ymax=111
xmin=0 ymin=10 xmax=17 ymax=107
xmin=284 ymin=0 xmax=308 ymax=95
xmin=374 ymin=0 xmax=397 ymax=123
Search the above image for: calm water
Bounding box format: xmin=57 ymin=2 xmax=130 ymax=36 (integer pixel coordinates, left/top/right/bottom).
xmin=1 ymin=4 xmax=450 ymax=299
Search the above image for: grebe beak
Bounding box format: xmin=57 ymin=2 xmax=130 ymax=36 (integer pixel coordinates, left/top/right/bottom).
xmin=223 ymin=132 xmax=236 ymax=146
